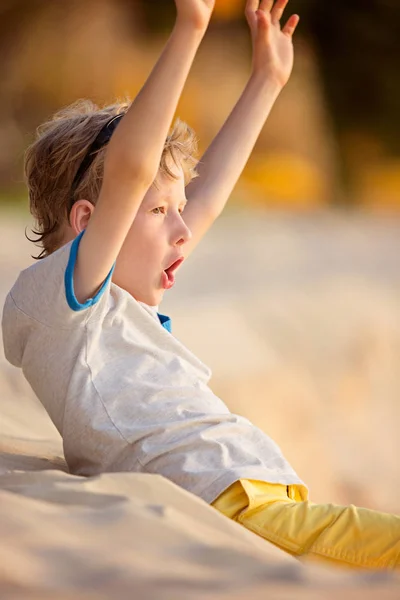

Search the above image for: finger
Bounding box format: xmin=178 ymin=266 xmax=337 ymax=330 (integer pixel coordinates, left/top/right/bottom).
xmin=245 ymin=0 xmax=259 ymax=20
xmin=256 ymin=8 xmax=271 ymax=31
xmin=282 ymin=14 xmax=300 ymax=36
xmin=245 ymin=0 xmax=259 ymax=11
xmin=271 ymin=0 xmax=289 ymax=25
xmin=245 ymin=0 xmax=259 ymax=29
xmin=259 ymin=0 xmax=274 ymax=13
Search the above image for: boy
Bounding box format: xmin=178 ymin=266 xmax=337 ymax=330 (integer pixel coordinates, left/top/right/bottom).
xmin=2 ymin=0 xmax=399 ymax=570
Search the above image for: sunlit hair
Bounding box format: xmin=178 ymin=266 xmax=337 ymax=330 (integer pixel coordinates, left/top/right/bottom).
xmin=24 ymin=99 xmax=199 ymax=259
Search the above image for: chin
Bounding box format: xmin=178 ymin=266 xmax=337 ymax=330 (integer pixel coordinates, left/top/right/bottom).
xmin=145 ymin=290 xmax=165 ymax=307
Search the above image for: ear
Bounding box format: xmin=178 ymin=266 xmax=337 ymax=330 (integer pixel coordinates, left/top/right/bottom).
xmin=69 ymin=200 xmax=95 ymax=235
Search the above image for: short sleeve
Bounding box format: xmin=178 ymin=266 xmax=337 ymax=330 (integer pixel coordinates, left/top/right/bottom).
xmin=7 ymin=231 xmax=115 ymax=329
xmin=64 ymin=230 xmax=115 ymax=312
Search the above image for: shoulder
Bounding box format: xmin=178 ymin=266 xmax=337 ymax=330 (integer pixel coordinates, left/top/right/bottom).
xmin=2 ymin=234 xmax=113 ymax=368
xmin=6 ymin=233 xmax=113 ymax=329
xmin=9 ymin=239 xmax=74 ymax=318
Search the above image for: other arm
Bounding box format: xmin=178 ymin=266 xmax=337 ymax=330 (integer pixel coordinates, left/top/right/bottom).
xmin=182 ymin=0 xmax=299 ymax=258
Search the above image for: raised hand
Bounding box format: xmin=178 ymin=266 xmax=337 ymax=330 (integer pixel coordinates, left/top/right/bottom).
xmin=245 ymin=0 xmax=300 ymax=86
xmin=174 ymin=0 xmax=215 ymax=31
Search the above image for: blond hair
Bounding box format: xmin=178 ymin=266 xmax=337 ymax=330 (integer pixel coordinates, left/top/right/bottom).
xmin=25 ymin=99 xmax=199 ymax=258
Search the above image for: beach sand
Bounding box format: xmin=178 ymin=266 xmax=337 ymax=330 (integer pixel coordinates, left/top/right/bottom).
xmin=1 ymin=208 xmax=399 ymax=598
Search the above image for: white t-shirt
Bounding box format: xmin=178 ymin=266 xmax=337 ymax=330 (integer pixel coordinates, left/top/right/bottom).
xmin=2 ymin=232 xmax=308 ymax=504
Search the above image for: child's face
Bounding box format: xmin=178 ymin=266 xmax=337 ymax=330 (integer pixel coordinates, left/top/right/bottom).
xmin=111 ymin=161 xmax=192 ymax=306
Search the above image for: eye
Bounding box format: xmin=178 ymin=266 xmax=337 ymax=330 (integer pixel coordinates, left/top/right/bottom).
xmin=152 ymin=206 xmax=166 ymax=215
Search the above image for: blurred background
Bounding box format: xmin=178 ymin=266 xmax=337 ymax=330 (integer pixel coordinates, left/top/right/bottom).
xmin=1 ymin=0 xmax=400 ymax=207
xmin=1 ymin=0 xmax=399 ymax=512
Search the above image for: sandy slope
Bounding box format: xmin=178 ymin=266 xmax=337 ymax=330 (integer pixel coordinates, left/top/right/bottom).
xmin=1 ymin=209 xmax=399 ymax=598
xmin=1 ymin=382 xmax=399 ymax=599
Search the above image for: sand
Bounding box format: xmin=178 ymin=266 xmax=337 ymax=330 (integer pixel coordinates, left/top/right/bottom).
xmin=1 ymin=208 xmax=399 ymax=598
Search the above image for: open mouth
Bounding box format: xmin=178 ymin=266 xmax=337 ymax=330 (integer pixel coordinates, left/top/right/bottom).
xmin=162 ymin=257 xmax=184 ymax=290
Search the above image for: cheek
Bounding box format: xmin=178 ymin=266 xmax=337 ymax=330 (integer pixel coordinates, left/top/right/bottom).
xmin=123 ymin=216 xmax=148 ymax=251
xmin=120 ymin=217 xmax=163 ymax=266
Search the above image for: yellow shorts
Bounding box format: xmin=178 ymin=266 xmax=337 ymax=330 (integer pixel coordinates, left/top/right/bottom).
xmin=211 ymin=479 xmax=400 ymax=570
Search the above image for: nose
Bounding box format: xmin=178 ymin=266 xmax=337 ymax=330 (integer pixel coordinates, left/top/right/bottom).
xmin=174 ymin=214 xmax=192 ymax=246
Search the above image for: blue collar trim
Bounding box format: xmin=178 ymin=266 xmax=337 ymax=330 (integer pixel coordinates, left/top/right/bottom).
xmin=157 ymin=313 xmax=172 ymax=332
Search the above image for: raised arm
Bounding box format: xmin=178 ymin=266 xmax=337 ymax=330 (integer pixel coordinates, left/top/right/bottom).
xmin=74 ymin=0 xmax=215 ymax=303
xmin=183 ymin=0 xmax=299 ymax=258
